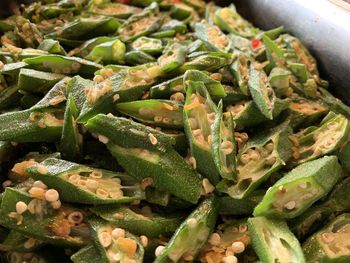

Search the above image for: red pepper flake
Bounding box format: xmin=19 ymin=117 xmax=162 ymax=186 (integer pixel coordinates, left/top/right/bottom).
xmin=251 ymin=38 xmax=261 ymax=49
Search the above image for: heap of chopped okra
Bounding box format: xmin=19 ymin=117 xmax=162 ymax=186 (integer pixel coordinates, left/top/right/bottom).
xmin=1 ymin=0 xmax=350 ymax=262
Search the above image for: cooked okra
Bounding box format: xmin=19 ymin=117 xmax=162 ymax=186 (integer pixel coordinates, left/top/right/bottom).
xmin=1 ymin=0 xmax=350 ymax=262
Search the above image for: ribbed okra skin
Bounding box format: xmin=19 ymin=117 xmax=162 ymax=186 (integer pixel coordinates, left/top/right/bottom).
xmin=0 ymin=0 xmax=349 ymax=261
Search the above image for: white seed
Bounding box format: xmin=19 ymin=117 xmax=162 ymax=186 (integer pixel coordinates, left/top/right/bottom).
xmin=202 ymin=178 xmax=215 ymax=195
xmin=222 ymin=255 xmax=238 ymax=263
xmin=139 ymin=108 xmax=154 ymax=116
xmin=193 ymin=129 xmax=202 ymax=137
xmin=98 ymin=135 xmax=109 ymax=144
xmin=189 ymin=156 xmax=197 ymax=169
xmin=154 ymin=115 xmax=163 ymax=122
xmin=51 ymin=200 xmax=61 ymax=209
xmin=113 ymin=94 xmax=120 ymax=102
xmin=99 ymin=231 xmax=112 ymax=248
xmin=36 ymin=164 xmax=48 ymax=175
xmin=148 ymin=133 xmax=158 ymax=145
xmin=28 ymin=187 xmax=45 ymax=199
xmin=231 ymin=241 xmax=245 ymax=254
xmin=321 ymin=232 xmax=335 ymax=243
xmin=112 ymin=253 xmax=122 ymax=262
xmin=155 ymin=246 xmax=165 ymax=257
xmin=208 ymin=233 xmax=221 ymax=246
xmin=33 ymin=180 xmax=47 ymax=189
xmin=188 ymin=118 xmax=198 ymax=130
xmin=299 ymin=182 xmax=308 ymax=189
xmin=96 ymin=188 xmax=109 ymax=198
xmin=284 ymin=200 xmax=296 ymax=210
xmin=16 ymin=201 xmax=27 ymax=214
xmin=45 ymin=189 xmax=59 ymax=202
xmin=207 ymin=112 xmax=216 ymax=123
xmin=68 ymin=174 xmax=80 ymax=184
xmin=220 ymin=141 xmax=234 ymax=155
xmin=187 ymin=218 xmax=198 ymax=228
xmin=140 ymin=235 xmax=148 ymax=247
xmin=68 ymin=211 xmax=84 ymax=225
xmin=163 ymin=117 xmax=171 ymax=124
xmin=111 ymin=228 xmax=125 ymax=239
xmin=90 ymin=170 xmax=103 ymax=178
xmin=239 ymin=224 xmax=248 ymax=233
xmin=109 ymin=189 xmax=124 ymax=199
xmin=86 ymin=179 xmax=99 ymax=191
xmin=170 ymin=92 xmax=185 ymax=102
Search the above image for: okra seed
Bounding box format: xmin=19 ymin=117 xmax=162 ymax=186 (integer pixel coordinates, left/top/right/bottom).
xmin=109 ymin=189 xmax=124 ymax=199
xmin=207 ymin=112 xmax=216 ymax=123
xmin=93 ymin=75 xmax=104 ymax=83
xmin=112 ymin=253 xmax=121 ymax=262
xmin=78 ymin=179 xmax=87 ymax=188
xmin=208 ymin=233 xmax=221 ymax=246
xmin=36 ymin=164 xmax=48 ymax=175
xmin=188 ymin=118 xmax=198 ymax=130
xmin=154 ymin=115 xmax=163 ymax=122
xmin=155 ymin=246 xmax=165 ymax=257
xmin=321 ymin=232 xmax=335 ymax=243
xmin=148 ymin=133 xmax=158 ymax=145
xmin=163 ymin=117 xmax=171 ymax=124
xmin=15 ymin=201 xmax=28 ymax=214
xmin=113 ymin=94 xmax=120 ymax=102
xmin=98 ymin=135 xmax=109 ymax=144
xmin=238 ymin=225 xmax=248 ymax=233
xmin=139 ymin=108 xmax=154 ymax=116
xmin=189 ymin=156 xmax=197 ymax=169
xmin=265 ymin=143 xmax=274 ymax=152
xmin=86 ymin=179 xmax=99 ymax=191
xmin=183 ymin=254 xmax=194 ymax=261
xmin=23 ymin=238 xmax=37 ymax=249
xmin=193 ymin=129 xmax=202 ymax=136
xmin=220 ymin=141 xmax=234 ymax=155
xmin=51 ymin=200 xmax=61 ymax=209
xmin=90 ymin=170 xmax=103 ymax=178
xmin=265 ymin=156 xmax=276 ymax=165
xmin=299 ymin=182 xmax=308 ymax=189
xmin=202 ymin=178 xmax=215 ymax=195
xmin=111 ymin=227 xmax=125 ymax=239
xmin=33 ymin=180 xmax=47 ymax=189
xmin=141 ymin=177 xmax=154 ymax=190
xmin=29 ymin=187 xmax=45 ymax=199
xmin=45 ymin=189 xmax=59 ymax=202
xmin=67 ymin=211 xmax=84 ymax=225
xmin=162 ymin=103 xmax=174 ymax=111
xmin=187 ymin=218 xmax=198 ymax=228
xmin=96 ymin=188 xmax=109 ymax=198
xmin=284 ymin=200 xmax=296 ymax=210
xmin=113 ymin=213 xmax=125 ymax=219
xmin=99 ymin=231 xmax=112 ymax=248
xmin=240 ymin=154 xmax=250 ymax=164
xmin=140 ymin=235 xmax=148 ymax=247
xmin=170 ymin=92 xmax=185 ymax=103
xmin=222 ymin=255 xmax=238 ymax=263
xmin=231 ymin=241 xmax=245 ymax=254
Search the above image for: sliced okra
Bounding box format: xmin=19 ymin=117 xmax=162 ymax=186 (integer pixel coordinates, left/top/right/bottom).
xmin=69 ymin=36 xmax=115 ymax=58
xmin=18 ymin=68 xmax=65 ymax=94
xmin=170 ymin=3 xmax=198 ymax=22
xmin=154 ymin=197 xmax=219 ymax=262
xmin=0 ymin=62 xmax=28 ymax=81
xmin=229 ymin=53 xmax=250 ymax=96
xmin=303 ymin=213 xmax=350 ymax=263
xmin=318 ymin=87 xmax=350 ymax=120
xmin=78 ymin=63 xmax=162 ymax=123
xmin=162 ymin=130 xmax=188 ymax=155
xmin=37 ymin=39 xmax=66 ymax=55
xmin=65 ymin=76 xmax=93 ymax=115
xmin=294 ymin=112 xmax=350 ymax=164
xmin=86 ymin=39 xmax=126 ymax=65
xmin=116 ymin=99 xmax=183 ymax=129
xmin=158 ymin=42 xmax=187 ymax=73
xmin=85 ymin=114 xmax=202 ymax=204
xmin=118 ymin=3 xmax=162 ymax=42
xmin=0 ymin=108 xmax=63 ymax=142
xmin=182 ymin=0 xmax=206 ymax=10
xmin=45 ymin=16 xmax=120 ymax=41
xmin=211 ymin=101 xmax=237 ymax=181
xmin=0 ymin=141 xmax=15 ymax=164
xmin=213 ymin=5 xmax=258 ymax=38
xmin=248 ymin=62 xmax=278 ymax=120
xmin=71 ymin=245 xmax=102 ymax=263
xmin=262 ymin=34 xmax=285 ymax=70
xmin=183 ymin=80 xmax=220 ymax=184
xmin=90 ymin=205 xmax=184 ymax=238
xmin=0 ymin=230 xmax=43 ymax=252
xmin=0 ymin=187 xmax=88 ymax=247
xmin=254 ymin=155 xmax=342 ymax=219
xmin=149 ymin=75 xmax=184 ymax=99
xmin=268 ymin=67 xmax=291 ymax=97
xmin=194 ymin=20 xmax=232 ymax=52
xmin=88 ymin=2 xmax=142 ymax=19
xmin=248 ymin=217 xmax=305 ymax=263
xmin=23 ymin=55 xmax=102 ymax=77
xmin=288 ymin=62 xmax=308 ymax=83
xmin=89 ymin=218 xmax=144 ymax=263
xmin=222 ymin=84 xmax=249 ymax=104
xmin=26 ymin=158 xmax=144 ymax=205
xmin=131 ymin=37 xmax=163 ymax=56
xmin=125 ymin=50 xmax=156 ymax=65
xmin=0 ymin=85 xmax=22 ymax=110
xmin=154 ymin=19 xmax=187 ymax=37
xmin=217 ymin=122 xmax=292 ymax=199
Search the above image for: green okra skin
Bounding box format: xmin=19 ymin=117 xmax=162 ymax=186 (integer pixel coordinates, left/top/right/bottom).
xmin=88 ymin=2 xmax=142 ymax=19
xmin=219 ymin=190 xmax=264 ymax=216
xmin=262 ymin=26 xmax=285 ymax=40
xmin=85 ymin=114 xmax=202 ymax=204
xmin=17 ymin=68 xmax=65 ymax=94
xmin=0 ymin=187 xmax=88 ymax=248
xmin=294 ymin=112 xmax=350 ymax=164
xmin=262 ymin=34 xmax=285 ymax=70
xmin=248 ymin=217 xmax=305 ymax=263
xmin=211 ymin=101 xmax=237 ymax=181
xmin=268 ymin=67 xmax=291 ymax=97
xmin=65 ymin=76 xmax=93 ymax=115
xmin=169 ymin=3 xmax=196 ymax=21
xmin=338 ymin=143 xmax=350 ymax=174
xmin=90 ymin=205 xmax=185 ymax=238
xmin=184 ymin=69 xmax=226 ymax=97
xmin=318 ymin=87 xmax=350 ymax=120
xmin=248 ymin=62 xmax=276 ymax=120
xmin=131 ymin=37 xmax=163 ymax=56
xmin=161 ymin=130 xmax=188 ymax=155
xmin=213 ymin=5 xmax=258 ymax=38
xmin=154 ymin=197 xmax=219 ymax=263
xmin=71 ymin=245 xmax=102 ymax=263
xmin=0 ymin=108 xmax=64 ymax=142
xmin=115 ymin=99 xmax=183 ymax=129
xmin=37 ymin=39 xmax=66 ymax=55
xmin=183 ymin=80 xmax=220 ymax=185
xmin=230 ymin=53 xmax=250 ymax=96
xmin=303 ymin=213 xmax=350 ymax=263
xmin=0 ymin=62 xmax=28 ymax=81
xmin=158 ymin=42 xmax=187 ymax=73
xmin=156 ymin=19 xmax=187 ymax=36
xmin=288 ymin=62 xmax=308 ymax=83
xmin=77 ymin=63 xmax=162 ymax=123
xmin=125 ymin=50 xmax=156 ymax=65
xmin=60 ymin=94 xmax=82 ymax=161
xmin=118 ymin=3 xmax=162 ymax=42
xmin=218 ymin=122 xmax=292 ymax=199
xmin=0 ymin=141 xmax=15 ymax=164
xmin=0 ymin=85 xmax=22 ymax=110
xmin=221 ymin=84 xmax=249 ymax=104
xmin=70 ymin=36 xmax=116 ymax=58
xmin=89 ymin=218 xmax=144 ymax=263
xmin=26 ymin=158 xmax=144 ymax=205
xmin=45 ymin=16 xmax=120 ymax=41
xmin=254 ymin=155 xmax=342 ymax=219
xmin=149 ymin=75 xmax=184 ymax=99
xmin=0 ymin=230 xmax=43 ymax=252
xmin=23 ymin=55 xmax=102 ymax=77
xmin=194 ymin=20 xmax=232 ymax=52
xmin=86 ymin=39 xmax=126 ymax=65
xmin=0 ymin=48 xmax=49 ymax=62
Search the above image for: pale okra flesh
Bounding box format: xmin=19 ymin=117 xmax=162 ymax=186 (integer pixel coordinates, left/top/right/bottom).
xmin=0 ymin=0 xmax=348 ymax=263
